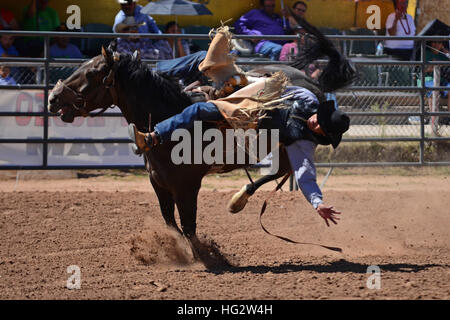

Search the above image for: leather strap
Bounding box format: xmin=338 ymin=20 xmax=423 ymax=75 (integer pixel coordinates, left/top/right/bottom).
xmin=259 ymin=173 xmax=343 ymax=253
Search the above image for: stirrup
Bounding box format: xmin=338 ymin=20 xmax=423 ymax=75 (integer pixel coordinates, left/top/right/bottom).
xmin=128 ymin=123 xmax=151 ymax=154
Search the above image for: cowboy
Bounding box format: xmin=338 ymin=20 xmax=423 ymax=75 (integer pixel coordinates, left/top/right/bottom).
xmin=129 ymin=28 xmax=348 ymax=227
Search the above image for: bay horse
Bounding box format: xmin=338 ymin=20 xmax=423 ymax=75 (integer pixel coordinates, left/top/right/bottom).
xmin=48 ymin=17 xmax=355 ymax=257
xmin=48 ymin=48 xmax=290 ymax=247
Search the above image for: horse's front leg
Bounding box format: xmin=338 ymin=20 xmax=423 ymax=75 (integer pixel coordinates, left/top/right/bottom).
xmin=149 ymin=171 xmax=181 ymax=234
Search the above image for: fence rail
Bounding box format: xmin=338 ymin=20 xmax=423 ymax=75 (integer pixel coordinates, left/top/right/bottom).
xmin=0 ymin=31 xmax=449 ymax=170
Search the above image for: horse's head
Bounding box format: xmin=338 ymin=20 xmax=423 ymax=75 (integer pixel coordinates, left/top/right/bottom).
xmin=48 ymin=46 xmax=123 ymax=122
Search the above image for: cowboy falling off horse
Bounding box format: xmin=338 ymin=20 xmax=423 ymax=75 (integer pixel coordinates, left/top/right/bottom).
xmin=48 ymin=12 xmax=355 ymax=254
xmin=129 ymin=25 xmax=351 ymax=228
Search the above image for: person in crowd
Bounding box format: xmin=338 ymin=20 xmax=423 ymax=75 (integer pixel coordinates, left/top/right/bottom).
xmin=0 ymin=65 xmax=17 ymax=85
xmin=286 ymin=1 xmax=308 ymax=29
xmin=234 ymin=0 xmax=290 ymax=61
xmin=19 ymin=0 xmax=60 ymax=57
xmin=115 ymin=16 xmax=159 ymax=59
xmin=0 ymin=30 xmax=19 ymax=57
xmin=154 ymin=21 xmax=190 ymax=60
xmin=424 ymin=41 xmax=450 ymax=111
xmin=280 ymin=26 xmax=302 ymax=61
xmin=384 ymin=0 xmax=416 ymax=61
xmin=50 ymin=23 xmax=83 ymax=58
xmin=113 ymin=0 xmax=161 ymax=35
xmin=0 ymin=8 xmax=19 ymax=30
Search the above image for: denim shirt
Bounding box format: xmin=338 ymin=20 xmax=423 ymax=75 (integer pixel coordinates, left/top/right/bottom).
xmin=285 ymin=140 xmax=323 ymax=209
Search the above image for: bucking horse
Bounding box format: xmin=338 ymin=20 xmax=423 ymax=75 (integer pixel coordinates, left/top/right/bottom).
xmin=47 ymin=16 xmax=355 ymax=260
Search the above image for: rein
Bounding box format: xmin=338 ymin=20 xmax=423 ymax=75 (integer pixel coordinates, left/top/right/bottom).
xmin=259 ymin=173 xmax=343 ymax=253
xmin=57 ymin=56 xmax=120 ymax=118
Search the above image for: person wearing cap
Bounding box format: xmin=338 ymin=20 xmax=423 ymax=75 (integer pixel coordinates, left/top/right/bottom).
xmin=234 ymin=0 xmax=290 ymax=61
xmin=115 ymin=16 xmax=159 ymax=59
xmin=113 ymin=0 xmax=161 ymax=35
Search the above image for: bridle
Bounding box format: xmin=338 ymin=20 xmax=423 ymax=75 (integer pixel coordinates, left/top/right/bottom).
xmin=53 ymin=53 xmax=120 ymax=118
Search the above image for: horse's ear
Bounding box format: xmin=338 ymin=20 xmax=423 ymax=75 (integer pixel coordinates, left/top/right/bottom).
xmin=132 ymin=50 xmax=141 ymax=61
xmin=101 ymin=46 xmax=109 ymax=59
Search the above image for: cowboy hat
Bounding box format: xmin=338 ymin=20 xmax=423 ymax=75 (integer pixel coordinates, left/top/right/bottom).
xmin=317 ymin=100 xmax=350 ymax=148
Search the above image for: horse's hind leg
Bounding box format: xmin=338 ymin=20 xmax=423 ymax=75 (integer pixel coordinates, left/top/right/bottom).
xmin=149 ymin=174 xmax=180 ymax=234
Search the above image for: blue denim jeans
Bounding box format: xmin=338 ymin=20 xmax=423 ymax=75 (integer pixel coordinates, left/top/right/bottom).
xmin=155 ymin=50 xmax=207 ymax=84
xmin=257 ymin=41 xmax=283 ymax=61
xmin=325 ymin=92 xmax=339 ymax=109
xmin=154 ymin=102 xmax=223 ymax=143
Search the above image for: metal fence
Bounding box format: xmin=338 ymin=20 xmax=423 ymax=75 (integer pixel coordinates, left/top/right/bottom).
xmin=0 ymin=30 xmax=449 ymax=170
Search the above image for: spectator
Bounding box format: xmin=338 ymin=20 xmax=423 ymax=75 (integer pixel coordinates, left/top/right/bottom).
xmin=19 ymin=0 xmax=60 ymax=57
xmin=279 ymin=27 xmax=321 ymax=79
xmin=50 ymin=23 xmax=83 ymax=58
xmin=155 ymin=21 xmax=190 ymax=60
xmin=113 ymin=0 xmax=161 ymax=35
xmin=0 ymin=31 xmax=19 ymax=57
xmin=0 ymin=65 xmax=16 ymax=85
xmin=384 ymin=0 xmax=416 ymax=61
xmin=287 ymin=1 xmax=308 ymax=29
xmin=425 ymin=41 xmax=450 ymax=110
xmin=0 ymin=8 xmax=19 ymax=30
xmin=115 ymin=16 xmax=159 ymax=59
xmin=234 ymin=0 xmax=290 ymax=61
xmin=280 ymin=26 xmax=303 ymax=62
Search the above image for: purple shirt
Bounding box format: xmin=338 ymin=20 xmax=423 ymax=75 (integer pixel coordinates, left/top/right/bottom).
xmin=234 ymin=9 xmax=289 ymax=52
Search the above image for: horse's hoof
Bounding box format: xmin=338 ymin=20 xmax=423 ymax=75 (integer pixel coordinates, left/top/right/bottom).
xmin=227 ymin=185 xmax=251 ymax=214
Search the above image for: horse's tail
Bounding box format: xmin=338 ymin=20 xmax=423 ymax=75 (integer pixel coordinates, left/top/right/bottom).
xmin=289 ymin=9 xmax=356 ymax=92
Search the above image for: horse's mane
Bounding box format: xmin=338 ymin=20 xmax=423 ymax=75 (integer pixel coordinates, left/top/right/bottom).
xmin=114 ymin=54 xmax=192 ymax=130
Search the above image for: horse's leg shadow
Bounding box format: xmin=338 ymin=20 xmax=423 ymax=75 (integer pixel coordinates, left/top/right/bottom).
xmin=187 ymin=234 xmax=233 ymax=271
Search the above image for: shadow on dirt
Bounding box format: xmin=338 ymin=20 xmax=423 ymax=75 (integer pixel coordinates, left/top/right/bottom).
xmin=206 ymin=259 xmax=449 ymax=275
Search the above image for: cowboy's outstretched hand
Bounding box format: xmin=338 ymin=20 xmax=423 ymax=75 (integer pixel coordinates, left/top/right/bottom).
xmin=317 ymin=204 xmax=341 ymax=227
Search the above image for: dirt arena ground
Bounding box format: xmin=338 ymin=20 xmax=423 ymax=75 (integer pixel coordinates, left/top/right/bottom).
xmin=0 ymin=170 xmax=449 ymax=300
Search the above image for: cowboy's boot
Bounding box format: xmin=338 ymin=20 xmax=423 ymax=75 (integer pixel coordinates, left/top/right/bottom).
xmin=128 ymin=123 xmax=152 ymax=155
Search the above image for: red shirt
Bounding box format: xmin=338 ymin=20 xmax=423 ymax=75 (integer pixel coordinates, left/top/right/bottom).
xmin=0 ymin=8 xmax=15 ymax=30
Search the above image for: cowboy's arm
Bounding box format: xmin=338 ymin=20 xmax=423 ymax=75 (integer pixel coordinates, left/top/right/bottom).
xmin=286 ymin=140 xmax=341 ymax=226
xmin=287 ymin=140 xmax=323 ymax=208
